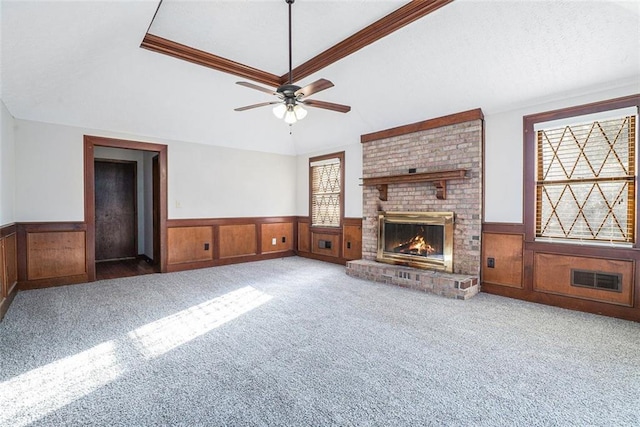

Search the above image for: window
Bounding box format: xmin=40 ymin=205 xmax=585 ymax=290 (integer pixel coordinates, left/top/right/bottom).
xmin=535 ymin=113 xmax=636 ymax=243
xmin=309 ymin=152 xmax=344 ymax=228
xmin=524 ymin=96 xmax=639 ymax=246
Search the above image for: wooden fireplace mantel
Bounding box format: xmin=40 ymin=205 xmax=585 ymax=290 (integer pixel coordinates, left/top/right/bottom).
xmin=361 ymin=169 xmax=468 ymax=200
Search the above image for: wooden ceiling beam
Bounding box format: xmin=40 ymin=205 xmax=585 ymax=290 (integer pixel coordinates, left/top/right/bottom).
xmin=281 ymin=0 xmax=454 ymax=84
xmin=140 ymin=0 xmax=454 ymax=87
xmin=140 ymin=33 xmax=282 ymax=88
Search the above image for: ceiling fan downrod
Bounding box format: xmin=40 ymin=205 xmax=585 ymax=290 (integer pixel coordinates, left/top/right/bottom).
xmin=277 ymin=0 xmax=299 ymax=98
xmin=276 ymin=0 xmax=305 ymax=124
xmin=287 ymin=0 xmax=294 ymax=85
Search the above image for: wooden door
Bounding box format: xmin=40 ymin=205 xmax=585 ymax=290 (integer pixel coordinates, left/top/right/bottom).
xmin=95 ymin=160 xmax=137 ymax=261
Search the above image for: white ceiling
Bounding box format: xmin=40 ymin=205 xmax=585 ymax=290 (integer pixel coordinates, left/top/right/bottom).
xmin=1 ymin=0 xmax=639 ymax=155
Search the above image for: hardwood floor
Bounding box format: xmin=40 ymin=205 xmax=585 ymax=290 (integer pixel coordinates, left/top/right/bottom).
xmin=95 ymin=258 xmax=158 ymax=281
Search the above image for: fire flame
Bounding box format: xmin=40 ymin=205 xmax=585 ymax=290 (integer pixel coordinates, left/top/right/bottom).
xmin=403 ymin=235 xmax=435 ymax=255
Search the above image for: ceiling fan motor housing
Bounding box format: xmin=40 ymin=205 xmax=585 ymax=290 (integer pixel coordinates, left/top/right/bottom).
xmin=277 ymin=84 xmax=302 ymax=99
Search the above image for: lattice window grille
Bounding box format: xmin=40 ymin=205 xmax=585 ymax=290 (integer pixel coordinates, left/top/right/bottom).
xmin=535 ymin=114 xmax=636 ymax=243
xmin=311 ymin=158 xmax=341 ymax=227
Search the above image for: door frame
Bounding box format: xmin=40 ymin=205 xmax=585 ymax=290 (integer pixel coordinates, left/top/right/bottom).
xmin=84 ymin=135 xmax=168 ymax=281
xmin=152 ymin=155 xmax=161 ymax=264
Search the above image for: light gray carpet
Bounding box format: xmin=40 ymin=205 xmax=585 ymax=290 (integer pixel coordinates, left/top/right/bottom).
xmin=1 ymin=257 xmax=639 ymax=426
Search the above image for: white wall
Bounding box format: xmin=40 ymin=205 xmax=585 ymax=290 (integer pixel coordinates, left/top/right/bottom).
xmin=295 ymin=142 xmax=363 ymax=218
xmin=94 ymin=146 xmax=146 ymax=255
xmin=14 ymin=119 xmax=297 ymax=222
xmin=169 ymin=141 xmax=296 ymax=219
xmin=0 ymin=100 xmax=16 ymax=226
xmin=15 ymin=120 xmax=85 ymax=221
xmin=483 ymin=81 xmax=639 ymax=223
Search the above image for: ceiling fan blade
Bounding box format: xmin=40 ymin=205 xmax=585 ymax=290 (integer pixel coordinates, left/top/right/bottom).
xmin=295 ymin=78 xmax=334 ymax=98
xmin=236 ymin=81 xmax=278 ymax=96
xmin=234 ymin=101 xmax=280 ymax=112
xmin=302 ymin=99 xmax=351 ymax=113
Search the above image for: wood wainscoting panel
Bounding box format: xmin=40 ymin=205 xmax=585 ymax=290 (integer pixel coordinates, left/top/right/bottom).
xmin=534 ymin=253 xmax=633 ymax=307
xmin=168 ymin=226 xmax=214 ymax=265
xmin=298 ymin=221 xmax=310 ymax=253
xmin=0 ymin=239 xmax=5 ymax=303
xmin=0 ymin=230 xmax=18 ymax=320
xmin=0 ymin=232 xmax=17 ymax=313
xmin=481 ymin=232 xmax=523 ymax=288
xmin=343 ymin=222 xmax=362 ymax=261
xmin=261 ymin=222 xmax=294 ymax=254
xmin=219 ymin=224 xmax=257 ymax=258
xmin=4 ymin=233 xmax=17 ymax=295
xmin=27 ymin=231 xmax=86 ymax=280
xmin=164 ymin=217 xmax=296 ymax=272
xmin=311 ymin=231 xmax=340 ymax=258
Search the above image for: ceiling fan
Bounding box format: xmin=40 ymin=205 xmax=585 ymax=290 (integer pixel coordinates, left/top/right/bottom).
xmin=234 ymin=0 xmax=351 ymax=124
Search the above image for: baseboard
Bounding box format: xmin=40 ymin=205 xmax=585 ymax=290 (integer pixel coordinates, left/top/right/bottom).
xmin=137 ymin=254 xmax=154 ymax=264
xmin=481 ymin=282 xmax=640 ymax=323
xmin=19 ymin=274 xmax=90 ymax=291
xmin=296 ymin=251 xmax=350 ymax=266
xmin=166 ymin=250 xmax=296 ymax=273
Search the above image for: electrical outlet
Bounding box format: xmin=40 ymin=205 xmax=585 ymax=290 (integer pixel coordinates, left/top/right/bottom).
xmin=487 ymin=257 xmax=495 ymax=268
xmin=271 ymin=237 xmax=277 ymax=245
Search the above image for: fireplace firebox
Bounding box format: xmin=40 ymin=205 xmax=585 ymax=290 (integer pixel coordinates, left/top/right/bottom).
xmin=377 ymin=212 xmax=454 ymax=272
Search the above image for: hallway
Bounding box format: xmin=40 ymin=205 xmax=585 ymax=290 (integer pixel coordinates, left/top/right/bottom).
xmin=95 ymin=258 xmax=158 ymax=281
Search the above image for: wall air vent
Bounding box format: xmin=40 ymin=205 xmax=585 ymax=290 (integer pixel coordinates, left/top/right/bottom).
xmin=571 ymin=269 xmax=622 ymax=292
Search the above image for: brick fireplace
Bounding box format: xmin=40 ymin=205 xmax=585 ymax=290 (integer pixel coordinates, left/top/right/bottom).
xmin=347 ymin=110 xmax=483 ymax=299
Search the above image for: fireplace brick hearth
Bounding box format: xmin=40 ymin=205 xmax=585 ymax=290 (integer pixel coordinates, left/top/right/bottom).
xmin=346 ymin=260 xmax=479 ymax=299
xmin=349 ymin=110 xmax=483 ymax=299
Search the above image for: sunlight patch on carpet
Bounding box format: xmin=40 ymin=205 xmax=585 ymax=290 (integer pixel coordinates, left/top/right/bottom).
xmin=0 ymin=341 xmax=124 ymax=427
xmin=128 ymin=286 xmax=272 ymax=359
xmin=0 ymin=286 xmax=273 ymax=426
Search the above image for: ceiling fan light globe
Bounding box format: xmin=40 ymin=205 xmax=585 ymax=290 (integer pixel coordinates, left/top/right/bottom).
xmin=294 ymin=104 xmax=307 ymax=120
xmin=273 ymin=104 xmax=287 ymax=119
xmin=284 ymin=109 xmax=297 ymax=124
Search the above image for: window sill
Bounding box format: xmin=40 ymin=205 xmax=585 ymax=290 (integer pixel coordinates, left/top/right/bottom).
xmin=310 ymin=225 xmax=342 ymax=234
xmin=534 ymin=237 xmax=633 ymax=249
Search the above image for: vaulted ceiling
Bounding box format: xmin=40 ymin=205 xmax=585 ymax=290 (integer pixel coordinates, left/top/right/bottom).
xmin=1 ymin=0 xmax=639 ymax=155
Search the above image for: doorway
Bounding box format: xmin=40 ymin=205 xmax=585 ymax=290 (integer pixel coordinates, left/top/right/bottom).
xmin=84 ymin=136 xmax=168 ymax=281
xmin=95 ymin=160 xmax=137 ymax=261
xmin=94 ymin=158 xmax=157 ymax=280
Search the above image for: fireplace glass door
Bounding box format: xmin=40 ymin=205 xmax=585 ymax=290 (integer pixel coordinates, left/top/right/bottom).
xmin=377 ymin=212 xmax=454 ymax=272
xmin=384 ymin=223 xmax=444 ymax=261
